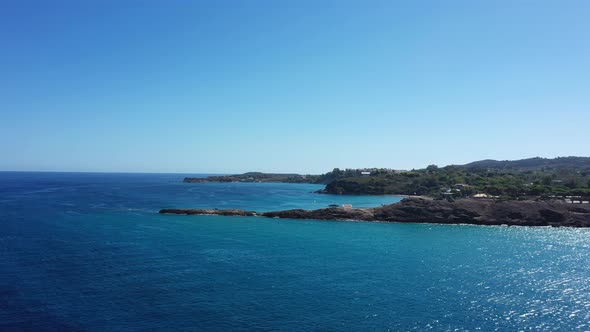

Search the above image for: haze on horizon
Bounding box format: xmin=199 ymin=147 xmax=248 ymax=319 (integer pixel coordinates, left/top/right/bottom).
xmin=1 ymin=1 xmax=589 ymax=174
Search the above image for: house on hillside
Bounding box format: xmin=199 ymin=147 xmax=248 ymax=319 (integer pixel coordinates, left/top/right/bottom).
xmin=441 ymin=188 xmax=460 ymax=198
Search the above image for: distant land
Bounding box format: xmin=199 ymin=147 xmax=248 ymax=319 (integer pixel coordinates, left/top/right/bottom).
xmin=170 ymin=157 xmax=590 ymax=227
xmin=183 ymin=172 xmax=322 ymax=184
xmin=185 ymin=157 xmax=590 ymax=201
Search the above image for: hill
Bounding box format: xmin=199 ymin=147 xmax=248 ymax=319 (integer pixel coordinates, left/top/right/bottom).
xmin=319 ymin=157 xmax=590 ymax=199
xmin=461 ymin=156 xmax=590 ymax=171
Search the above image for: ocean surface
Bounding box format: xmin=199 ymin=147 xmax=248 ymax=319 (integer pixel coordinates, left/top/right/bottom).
xmin=1 ymin=172 xmax=589 ymax=331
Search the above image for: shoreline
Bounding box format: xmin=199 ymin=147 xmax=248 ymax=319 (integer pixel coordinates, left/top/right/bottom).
xmin=160 ymin=197 xmax=590 ymax=228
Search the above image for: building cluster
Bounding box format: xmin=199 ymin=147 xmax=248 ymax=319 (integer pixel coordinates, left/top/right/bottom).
xmin=357 ymin=168 xmax=405 ymax=176
xmin=563 ymin=196 xmax=590 ymax=204
xmin=441 ymin=184 xmax=501 ymax=199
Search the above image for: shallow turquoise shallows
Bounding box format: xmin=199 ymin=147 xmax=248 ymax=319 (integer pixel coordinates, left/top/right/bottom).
xmin=1 ymin=172 xmax=589 ymax=331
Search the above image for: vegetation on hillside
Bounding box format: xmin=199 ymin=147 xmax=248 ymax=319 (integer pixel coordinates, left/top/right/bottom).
xmin=321 ymin=157 xmax=590 ymax=199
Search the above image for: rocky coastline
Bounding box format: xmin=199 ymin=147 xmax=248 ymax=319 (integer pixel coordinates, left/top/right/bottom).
xmin=159 ymin=208 xmax=258 ymax=217
xmin=159 ymin=197 xmax=590 ymax=227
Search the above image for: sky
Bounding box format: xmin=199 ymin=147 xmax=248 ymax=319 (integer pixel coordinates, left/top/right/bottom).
xmin=1 ymin=1 xmax=589 ymax=174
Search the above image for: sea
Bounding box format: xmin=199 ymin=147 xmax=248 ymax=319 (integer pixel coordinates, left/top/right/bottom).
xmin=1 ymin=172 xmax=589 ymax=331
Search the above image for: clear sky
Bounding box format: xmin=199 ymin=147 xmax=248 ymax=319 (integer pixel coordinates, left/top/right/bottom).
xmin=1 ymin=1 xmax=589 ymax=174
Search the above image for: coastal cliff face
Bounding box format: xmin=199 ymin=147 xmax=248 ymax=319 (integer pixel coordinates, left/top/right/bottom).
xmin=160 ymin=198 xmax=590 ymax=227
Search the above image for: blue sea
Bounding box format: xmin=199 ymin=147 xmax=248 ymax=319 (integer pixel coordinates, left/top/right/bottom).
xmin=1 ymin=172 xmax=589 ymax=331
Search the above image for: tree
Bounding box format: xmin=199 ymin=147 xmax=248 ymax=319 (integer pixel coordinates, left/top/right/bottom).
xmin=565 ymin=178 xmax=578 ymax=189
xmin=542 ymin=176 xmax=552 ymax=186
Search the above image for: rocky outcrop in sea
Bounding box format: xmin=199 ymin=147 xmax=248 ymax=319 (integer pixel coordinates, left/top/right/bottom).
xmin=160 ymin=198 xmax=590 ymax=227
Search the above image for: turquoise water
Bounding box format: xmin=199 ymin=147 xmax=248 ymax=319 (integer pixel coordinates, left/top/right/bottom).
xmin=1 ymin=172 xmax=590 ymax=331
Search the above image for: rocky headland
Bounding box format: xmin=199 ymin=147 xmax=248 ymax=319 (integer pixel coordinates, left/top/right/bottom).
xmin=160 ymin=197 xmax=590 ymax=227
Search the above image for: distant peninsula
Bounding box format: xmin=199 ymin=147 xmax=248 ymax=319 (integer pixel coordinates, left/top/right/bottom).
xmin=183 ymin=172 xmax=321 ymax=184
xmin=160 ymin=197 xmax=590 ymax=228
xmin=184 ymin=157 xmax=590 ymax=202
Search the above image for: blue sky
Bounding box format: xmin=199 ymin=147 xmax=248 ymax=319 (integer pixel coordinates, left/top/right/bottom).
xmin=2 ymin=1 xmax=589 ymax=174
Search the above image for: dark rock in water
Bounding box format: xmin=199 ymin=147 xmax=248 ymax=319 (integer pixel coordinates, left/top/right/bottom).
xmin=262 ymin=207 xmax=374 ymax=221
xmin=159 ymin=209 xmax=258 ymax=217
xmin=159 ymin=198 xmax=590 ymax=227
